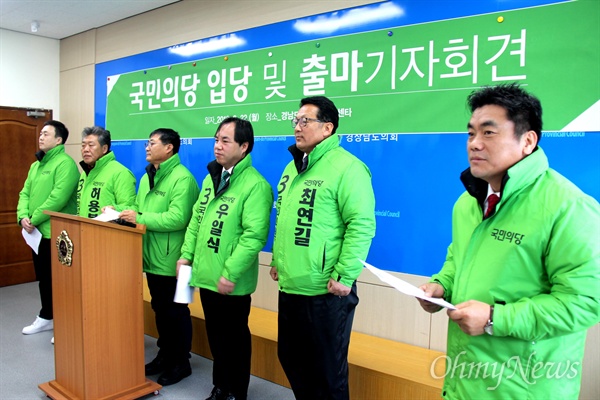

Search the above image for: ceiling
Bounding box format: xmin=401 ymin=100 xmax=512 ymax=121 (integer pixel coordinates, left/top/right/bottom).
xmin=0 ymin=0 xmax=181 ymax=40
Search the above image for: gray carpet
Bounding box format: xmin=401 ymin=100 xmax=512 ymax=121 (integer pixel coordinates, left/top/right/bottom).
xmin=0 ymin=281 xmax=294 ymax=400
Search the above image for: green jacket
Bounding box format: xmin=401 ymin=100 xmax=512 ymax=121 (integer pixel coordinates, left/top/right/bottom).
xmin=432 ymin=148 xmax=600 ymax=399
xmin=77 ymin=151 xmax=137 ymax=217
xmin=271 ymin=135 xmax=376 ymax=295
xmin=17 ymin=145 xmax=79 ymax=238
xmin=181 ymin=154 xmax=273 ymax=295
xmin=136 ymin=154 xmax=199 ymax=276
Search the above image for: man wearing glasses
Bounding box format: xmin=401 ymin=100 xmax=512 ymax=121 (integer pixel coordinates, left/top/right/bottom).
xmin=270 ymin=96 xmax=376 ymax=400
xmin=119 ymin=128 xmax=199 ymax=387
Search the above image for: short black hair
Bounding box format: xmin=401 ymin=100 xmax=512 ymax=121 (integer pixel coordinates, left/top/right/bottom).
xmin=44 ymin=120 xmax=69 ymax=144
xmin=300 ymin=96 xmax=339 ymax=134
xmin=82 ymin=126 xmax=111 ymax=151
xmin=467 ymin=83 xmax=542 ymax=144
xmin=216 ymin=117 xmax=254 ymax=154
xmin=150 ymin=128 xmax=180 ymax=154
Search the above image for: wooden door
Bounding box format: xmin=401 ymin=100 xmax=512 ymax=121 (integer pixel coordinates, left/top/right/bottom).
xmin=0 ymin=107 xmax=52 ymax=287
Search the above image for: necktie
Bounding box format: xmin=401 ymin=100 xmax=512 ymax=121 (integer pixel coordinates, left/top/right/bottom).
xmin=300 ymin=156 xmax=308 ymax=172
xmin=485 ymin=194 xmax=500 ymax=218
xmin=217 ymin=170 xmax=230 ymax=192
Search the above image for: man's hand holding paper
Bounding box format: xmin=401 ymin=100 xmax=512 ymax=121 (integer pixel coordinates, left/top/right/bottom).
xmin=360 ymin=260 xmax=455 ymax=310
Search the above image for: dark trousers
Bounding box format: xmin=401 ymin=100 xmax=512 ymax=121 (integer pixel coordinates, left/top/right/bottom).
xmin=32 ymin=238 xmax=53 ymax=320
xmin=146 ymin=272 xmax=192 ymax=366
xmin=278 ymin=283 xmax=358 ymax=400
xmin=200 ymin=288 xmax=251 ymax=400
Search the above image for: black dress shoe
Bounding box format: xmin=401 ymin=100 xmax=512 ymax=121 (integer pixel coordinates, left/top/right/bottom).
xmin=145 ymin=355 xmax=167 ymax=376
xmin=157 ymin=362 xmax=192 ymax=386
xmin=205 ymin=386 xmax=225 ymax=400
xmin=223 ymin=393 xmax=248 ymax=400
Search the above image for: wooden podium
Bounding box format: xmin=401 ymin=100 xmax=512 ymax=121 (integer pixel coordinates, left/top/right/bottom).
xmin=39 ymin=212 xmax=161 ymax=399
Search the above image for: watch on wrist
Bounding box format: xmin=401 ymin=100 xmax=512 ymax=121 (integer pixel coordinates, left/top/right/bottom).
xmin=484 ymin=305 xmax=494 ymax=335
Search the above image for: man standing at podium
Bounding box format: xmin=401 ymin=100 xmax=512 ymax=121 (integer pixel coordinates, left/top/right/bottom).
xmin=118 ymin=128 xmax=199 ymax=387
xmin=77 ymin=126 xmax=136 ymax=218
xmin=17 ymin=120 xmax=79 ymax=339
xmin=179 ymin=117 xmax=272 ymax=400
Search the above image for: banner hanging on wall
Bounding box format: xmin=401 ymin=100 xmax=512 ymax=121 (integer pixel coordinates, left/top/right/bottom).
xmin=102 ymin=0 xmax=599 ymax=276
xmin=106 ymin=0 xmax=599 ymax=140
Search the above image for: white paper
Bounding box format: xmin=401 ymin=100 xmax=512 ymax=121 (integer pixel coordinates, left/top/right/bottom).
xmin=93 ymin=207 xmax=120 ymax=222
xmin=360 ymin=260 xmax=456 ymax=310
xmin=22 ymin=228 xmax=42 ymax=254
xmin=174 ymin=264 xmax=194 ymax=304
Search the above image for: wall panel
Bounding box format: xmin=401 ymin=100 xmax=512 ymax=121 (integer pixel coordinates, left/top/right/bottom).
xmin=95 ymin=0 xmax=381 ymax=63
xmin=59 ymin=65 xmax=95 ymax=138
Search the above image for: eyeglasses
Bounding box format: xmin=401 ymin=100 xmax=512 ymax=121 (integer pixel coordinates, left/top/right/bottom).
xmin=292 ymin=117 xmax=323 ymax=128
xmin=145 ymin=141 xmax=160 ymax=148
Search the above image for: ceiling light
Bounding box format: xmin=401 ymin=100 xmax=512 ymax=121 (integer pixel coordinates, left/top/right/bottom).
xmin=31 ymin=21 xmax=40 ymax=33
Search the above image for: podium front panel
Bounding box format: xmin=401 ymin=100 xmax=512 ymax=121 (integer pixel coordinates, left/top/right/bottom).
xmin=49 ymin=214 xmax=148 ymax=399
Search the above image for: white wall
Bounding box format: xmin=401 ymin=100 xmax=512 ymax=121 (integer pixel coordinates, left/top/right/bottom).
xmin=0 ymin=29 xmax=60 ymax=117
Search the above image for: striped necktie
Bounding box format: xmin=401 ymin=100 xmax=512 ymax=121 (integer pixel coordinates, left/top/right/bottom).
xmin=300 ymin=156 xmax=308 ymax=172
xmin=218 ymin=170 xmax=230 ymax=192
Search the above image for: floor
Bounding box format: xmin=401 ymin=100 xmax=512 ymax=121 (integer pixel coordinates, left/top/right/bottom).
xmin=0 ymin=281 xmax=295 ymax=400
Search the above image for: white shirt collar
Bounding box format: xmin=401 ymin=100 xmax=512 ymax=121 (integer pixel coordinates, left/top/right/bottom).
xmin=222 ymin=166 xmax=234 ymax=176
xmin=486 ymin=184 xmax=500 ymax=199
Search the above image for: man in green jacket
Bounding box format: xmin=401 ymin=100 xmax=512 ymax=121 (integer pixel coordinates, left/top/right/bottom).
xmin=119 ymin=128 xmax=199 ymax=387
xmin=419 ymin=83 xmax=600 ymax=399
xmin=270 ymin=96 xmax=376 ymax=400
xmin=77 ymin=126 xmax=136 ymax=217
xmin=17 ymin=120 xmax=79 ymax=339
xmin=179 ymin=117 xmax=272 ymax=400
